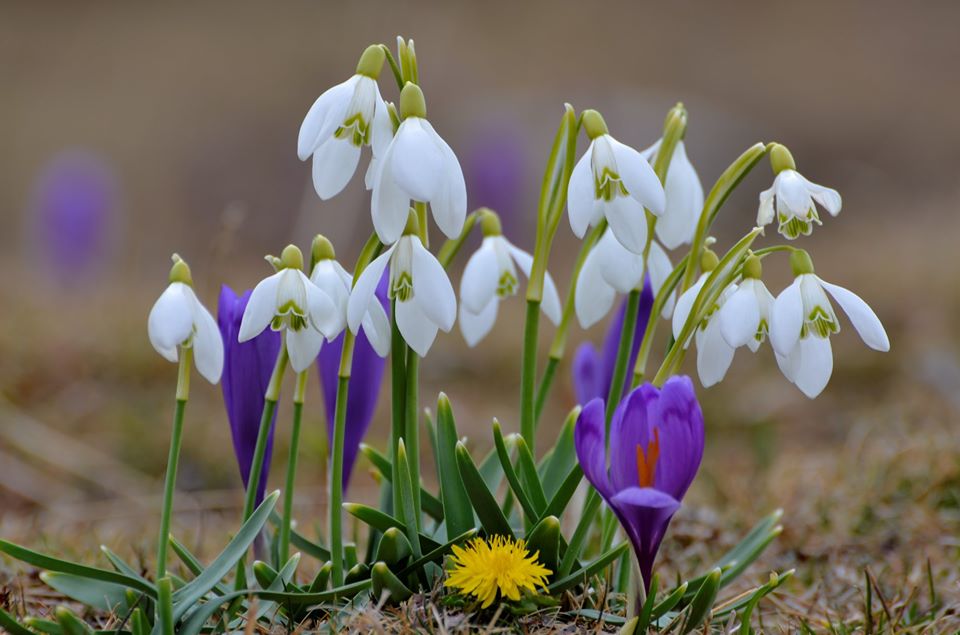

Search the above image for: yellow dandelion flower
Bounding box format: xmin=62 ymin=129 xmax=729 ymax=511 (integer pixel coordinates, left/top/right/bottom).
xmin=444 ymin=535 xmax=551 ymax=608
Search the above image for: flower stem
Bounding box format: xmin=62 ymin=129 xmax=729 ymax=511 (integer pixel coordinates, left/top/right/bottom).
xmin=329 ymin=375 xmax=350 ymax=589
xmin=520 ymin=299 xmax=541 ymax=454
xmin=389 ymin=300 xmax=407 ymax=520
xmin=156 ymin=348 xmax=191 ymax=579
xmin=404 ymin=351 xmax=421 ymax=526
xmin=533 ymin=356 xmax=558 ymax=424
xmin=279 ymin=370 xmax=307 ymax=566
xmin=603 ymin=289 xmax=640 ymax=433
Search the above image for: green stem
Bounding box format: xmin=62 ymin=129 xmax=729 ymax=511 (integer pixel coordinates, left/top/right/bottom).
xmin=156 ymin=347 xmax=191 ymax=579
xmin=631 ymin=254 xmax=690 ymax=388
xmin=533 ymin=357 xmax=558 ymax=424
xmin=329 ymin=374 xmax=350 ymax=588
xmin=603 ymin=290 xmax=640 ymax=434
xmin=520 ymin=299 xmax=541 ymax=454
xmin=279 ymin=371 xmax=308 ymax=565
xmin=389 ymin=301 xmax=407 ymax=519
xmin=404 ymin=352 xmax=421 ymax=527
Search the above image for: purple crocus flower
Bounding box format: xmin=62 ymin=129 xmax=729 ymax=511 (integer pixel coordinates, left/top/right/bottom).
xmin=465 ymin=124 xmax=527 ymax=240
xmin=572 ymin=277 xmax=655 ymax=405
xmin=218 ymin=285 xmax=282 ymax=505
xmin=574 ymin=376 xmax=704 ymax=589
xmin=318 ymin=273 xmax=389 ymax=490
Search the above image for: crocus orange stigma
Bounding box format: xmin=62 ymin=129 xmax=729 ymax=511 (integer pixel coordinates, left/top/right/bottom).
xmin=636 ymin=428 xmax=661 ymax=487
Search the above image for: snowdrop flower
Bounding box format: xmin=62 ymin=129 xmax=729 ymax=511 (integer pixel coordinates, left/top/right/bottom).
xmin=640 ymin=138 xmax=703 ymax=249
xmin=148 ymin=255 xmax=223 ymax=384
xmin=717 ymin=255 xmax=775 ymax=353
xmin=370 ymin=83 xmax=466 ymax=244
xmin=770 ymin=250 xmax=889 ymax=398
xmin=297 ymin=45 xmax=392 ymax=200
xmin=309 ymin=235 xmax=390 ymax=357
xmin=239 ymin=245 xmax=341 ymax=373
xmin=671 ymin=252 xmax=737 ymax=387
xmin=575 ymin=228 xmax=675 ymax=328
xmin=348 ymin=212 xmax=456 ymax=357
xmin=459 ymin=210 xmax=561 ymax=346
xmin=757 ymin=145 xmax=841 ymax=240
xmin=567 ymin=110 xmax=665 ymax=254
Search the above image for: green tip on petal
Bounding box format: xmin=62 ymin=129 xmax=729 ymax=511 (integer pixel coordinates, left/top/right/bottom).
xmin=402 ymin=208 xmax=421 ymax=236
xmin=742 ymin=254 xmax=762 ymax=279
xmin=169 ymin=254 xmax=193 ymax=285
xmin=311 ymin=234 xmax=336 ymax=263
xmin=770 ymin=143 xmax=797 ymax=174
xmin=280 ymin=244 xmax=304 ymax=270
xmin=789 ymin=248 xmax=815 ymax=276
xmin=356 ymin=44 xmax=386 ymax=79
xmin=700 ymin=248 xmax=720 ymax=273
xmin=399 ymin=82 xmax=426 ymax=119
xmin=582 ymin=109 xmax=609 ymax=140
xmin=478 ymin=208 xmax=502 ymax=237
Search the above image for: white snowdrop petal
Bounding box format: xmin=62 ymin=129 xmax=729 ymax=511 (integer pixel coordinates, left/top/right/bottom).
xmin=802 ymin=176 xmax=842 ymax=217
xmin=818 ymin=278 xmax=889 ymax=351
xmin=411 ymin=239 xmax=457 ymax=331
xmin=719 ymin=284 xmax=761 ymax=349
xmin=361 ymin=299 xmax=391 ymax=357
xmin=148 ymin=283 xmax=194 ymax=353
xmin=370 ymin=86 xmax=393 ymax=158
xmin=303 ymin=273 xmax=342 ymax=338
xmin=423 ymin=120 xmax=467 ymax=239
xmin=287 ymin=327 xmax=324 ymax=372
xmin=793 ymin=336 xmax=833 ymax=398
xmin=647 ymin=241 xmax=676 ymax=319
xmin=603 ymin=193 xmax=648 ymax=254
xmin=390 ymin=119 xmax=444 ymax=202
xmin=311 ymin=137 xmax=362 ymax=200
xmin=776 ymin=171 xmax=814 ymax=219
xmin=672 ymin=275 xmax=707 ymax=344
xmin=189 ymin=292 xmax=224 ymax=384
xmin=460 ymin=240 xmax=500 ymax=314
xmin=396 ymin=299 xmax=439 ymax=357
xmin=540 ymin=269 xmax=563 ymax=325
xmin=347 ymin=246 xmax=394 ymax=333
xmin=696 ymin=318 xmax=735 ymax=387
xmin=371 ymin=142 xmax=411 ymax=244
xmin=655 ymin=142 xmax=703 ymax=249
xmin=610 ymin=137 xmax=666 ymax=216
xmin=238 ymin=273 xmax=281 ymax=342
xmin=459 ymin=299 xmax=499 ymax=347
xmin=575 ymin=256 xmax=616 ymax=328
xmin=757 ymin=188 xmax=776 ymax=227
xmin=770 ymin=279 xmax=803 ymax=356
xmin=567 ymin=143 xmax=597 ymax=238
xmin=297 ymin=76 xmax=356 ymax=160
xmin=595 ymin=230 xmax=644 ymax=293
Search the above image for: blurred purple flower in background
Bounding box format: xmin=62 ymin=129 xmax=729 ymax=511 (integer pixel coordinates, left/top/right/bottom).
xmin=572 ymin=277 xmax=655 ymax=405
xmin=218 ymin=285 xmax=282 ymax=506
xmin=318 ymin=272 xmax=389 ymax=490
xmin=465 ymin=125 xmax=527 ymax=240
xmin=28 ymin=150 xmax=117 ymax=286
xmin=575 ymin=376 xmax=705 ymax=588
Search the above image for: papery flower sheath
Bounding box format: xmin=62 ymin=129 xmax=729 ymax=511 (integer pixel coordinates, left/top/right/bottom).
xmin=298 ymin=45 xmax=392 ymax=200
xmin=239 ymin=245 xmax=340 ymax=372
xmin=671 ymin=271 xmax=737 ymax=387
xmin=575 ymin=376 xmax=704 ymax=588
xmin=757 ymin=145 xmax=840 ymax=240
xmin=347 ymin=221 xmax=456 ymax=357
xmin=572 ymin=279 xmax=655 ymax=405
xmin=318 ymin=272 xmax=389 ymax=488
xmin=640 ymin=138 xmax=703 ymax=249
xmin=770 ymin=251 xmax=889 ymax=398
xmin=371 ymin=83 xmax=466 ymax=244
xmin=218 ymin=285 xmax=281 ymax=506
xmin=575 ymin=228 xmax=674 ymax=328
xmin=148 ymin=256 xmax=223 ymax=384
xmin=459 ymin=213 xmax=561 ymax=346
xmin=567 ymin=110 xmax=665 ymax=254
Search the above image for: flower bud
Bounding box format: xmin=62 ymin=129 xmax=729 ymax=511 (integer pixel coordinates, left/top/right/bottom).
xmin=355 ymin=44 xmax=386 ymax=79
xmin=769 ymin=143 xmax=797 ymax=174
xmin=582 ymin=109 xmax=609 ymax=140
xmin=311 ymin=234 xmax=336 ymax=266
xmin=789 ymin=248 xmax=815 ymax=276
xmin=280 ymin=244 xmax=304 ymax=270
xmin=168 ymin=253 xmax=193 ymax=285
xmin=478 ymin=208 xmax=502 ymax=237
xmin=399 ymin=82 xmax=426 ymax=119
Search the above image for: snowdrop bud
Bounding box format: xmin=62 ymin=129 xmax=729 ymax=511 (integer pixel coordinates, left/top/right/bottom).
xmin=742 ymin=254 xmax=762 ymax=280
xmin=280 ymin=244 xmax=304 ymax=270
xmin=169 ymin=254 xmax=193 ymax=285
xmin=399 ymin=82 xmax=427 ymax=119
xmin=662 ymin=103 xmax=687 ymax=143
xmin=582 ymin=109 xmax=609 ymax=140
xmin=311 ymin=234 xmax=336 ymax=269
xmin=700 ymin=248 xmax=719 ymax=273
xmin=355 ymin=44 xmax=386 ymax=79
xmin=789 ymin=249 xmax=815 ymax=276
xmin=403 ymin=208 xmax=421 ymax=237
xmin=769 ymin=144 xmax=797 ymax=174
xmin=479 ymin=208 xmax=502 ymax=237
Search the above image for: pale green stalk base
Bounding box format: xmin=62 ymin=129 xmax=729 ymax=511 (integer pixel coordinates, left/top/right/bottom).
xmin=519 ymin=300 xmax=540 ymax=454
xmin=156 ymin=347 xmax=191 ymax=579
xmin=329 ymin=375 xmax=350 ymax=589
xmin=279 ymin=370 xmax=307 ymax=566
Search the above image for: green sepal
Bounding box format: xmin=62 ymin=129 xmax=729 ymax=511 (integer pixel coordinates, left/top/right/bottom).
xmin=345 ymin=543 xmax=359 ymax=570
xmin=375 ymin=527 xmax=412 ymax=566
xmin=548 ymin=541 xmax=628 ymax=594
xmin=371 ymin=561 xmax=413 ymax=603
xmin=436 ymin=393 xmax=474 ymax=538
xmin=455 ymin=441 xmax=514 ymax=538
xmin=680 ymin=568 xmax=721 ymax=634
xmin=524 ymin=516 xmax=560 ymax=575
xmin=395 ymin=528 xmax=477 ymax=579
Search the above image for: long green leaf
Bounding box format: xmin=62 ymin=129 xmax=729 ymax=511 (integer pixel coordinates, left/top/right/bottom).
xmin=652 ymin=581 xmax=688 ymax=620
xmin=540 ymin=464 xmax=582 ymax=521
xmin=492 ymin=422 xmax=539 ymax=523
xmin=167 ymin=535 xmax=225 ymax=596
xmin=359 ymin=444 xmax=444 ymax=521
xmin=525 ymin=516 xmax=560 ymax=574
xmin=395 ymin=440 xmax=424 ymax=569
xmin=514 ymin=436 xmax=548 ymax=513
xmin=54 ymin=607 xmax=93 ymax=635
xmin=371 ymin=562 xmax=413 ymax=603
xmin=681 ymin=568 xmax=720 ymax=634
xmin=478 ymin=441 xmax=507 ymax=493
xmin=435 ymin=394 xmax=473 ymax=538
xmin=0 ymin=607 xmax=33 ymax=635
xmin=170 ymin=490 xmax=279 ymax=622
xmin=0 ymin=540 xmax=155 ymax=597
xmin=41 ymin=573 xmax=129 ymax=613
xmin=99 ymin=546 xmax=149 ymax=586
xmin=267 ymin=510 xmax=331 ymax=561
xmin=549 ymin=542 xmax=628 ymax=594
xmin=396 ymin=528 xmax=477 ymax=578
xmin=22 ymin=617 xmax=63 ymax=635
xmin=455 ymin=441 xmax=514 ymax=537
xmin=538 ymin=409 xmax=578 ymax=499
xmin=343 ymin=504 xmax=441 ymax=552
xmin=557 ymin=489 xmax=600 ymax=577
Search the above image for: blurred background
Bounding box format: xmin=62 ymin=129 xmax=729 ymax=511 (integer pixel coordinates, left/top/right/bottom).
xmin=1 ymin=0 xmax=958 ymax=613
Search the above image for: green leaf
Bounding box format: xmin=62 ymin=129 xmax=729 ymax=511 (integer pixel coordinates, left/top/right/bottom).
xmin=514 ymin=436 xmax=548 ymax=513
xmin=548 ymin=542 xmax=628 ymax=594
xmin=41 ymin=572 xmax=129 ymax=613
xmin=435 ymin=394 xmax=473 ymax=538
xmin=130 ymin=608 xmax=149 ymax=635
xmin=396 ymin=528 xmax=478 ymax=578
xmin=0 ymin=540 xmax=155 ymax=597
xmin=455 ymin=441 xmax=514 ymax=537
xmin=538 ymin=409 xmax=578 ymax=499
xmin=54 ymin=607 xmax=93 ymax=635
xmin=636 ymin=573 xmax=660 ymax=633
xmin=525 ymin=516 xmax=560 ymax=575
xmin=307 ymin=562 xmax=331 ymax=593
xmin=268 ymin=510 xmax=331 ymax=561
xmin=681 ymin=568 xmax=720 ymax=634
xmin=22 ymin=617 xmax=63 ymax=635
xmin=539 ymin=464 xmax=582 ymax=522
xmin=375 ymin=527 xmax=411 ymax=566
xmin=0 ymin=607 xmax=33 ymax=635
xmin=253 ymin=560 xmax=280 ymax=589
xmin=171 ymin=490 xmax=279 ymax=622
xmin=557 ymin=489 xmax=600 ymax=577
xmin=99 ymin=546 xmax=149 ymax=586
xmin=345 ymin=563 xmax=370 ymax=585
xmin=249 ymin=554 xmax=302 ymax=624
xmin=156 ymin=577 xmax=175 ymax=635
xmin=478 ymin=440 xmax=507 ymax=494
xmin=342 ymin=504 xmax=441 ymax=552
xmin=360 ymin=444 xmax=445 ymax=521
xmin=371 ymin=561 xmax=413 ymax=603
xmin=395 ymin=439 xmax=425 ymax=567
xmin=492 ymin=421 xmax=539 ymax=523
xmin=710 ymin=569 xmax=793 ymax=623
xmin=167 ymin=535 xmax=228 ymax=598
xmin=651 ymin=581 xmax=688 ymax=620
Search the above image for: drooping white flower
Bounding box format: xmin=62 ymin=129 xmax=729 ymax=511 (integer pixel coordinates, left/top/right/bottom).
xmin=671 ymin=270 xmax=737 ymax=387
xmin=370 ymin=83 xmax=466 ymax=245
xmin=757 ymin=145 xmax=841 ymax=240
xmin=567 ymin=110 xmax=665 ymax=254
xmin=309 ymin=235 xmax=390 ymax=357
xmin=239 ymin=245 xmax=341 ymax=372
xmin=458 ymin=214 xmax=561 ymax=346
xmin=298 ymin=45 xmax=392 ymax=200
xmin=717 ymin=257 xmax=775 ymax=353
xmin=347 ymin=225 xmax=456 ymax=357
xmin=640 ymin=139 xmax=703 ymax=249
xmin=574 ymin=229 xmax=675 ymax=328
xmin=769 ymin=251 xmax=888 ymax=398
xmin=147 ymin=256 xmax=223 ymax=384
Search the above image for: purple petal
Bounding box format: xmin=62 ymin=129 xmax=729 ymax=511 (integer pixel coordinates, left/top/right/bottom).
xmin=649 ymin=375 xmax=704 ymax=501
xmin=599 ymin=275 xmax=656 ymax=402
xmin=573 ymin=398 xmax=612 ymax=499
xmin=608 ymin=384 xmax=657 ymax=493
xmin=572 ymin=342 xmax=603 ymax=404
xmin=610 ymin=486 xmax=681 ymax=588
xmin=218 ymin=285 xmax=282 ymax=505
